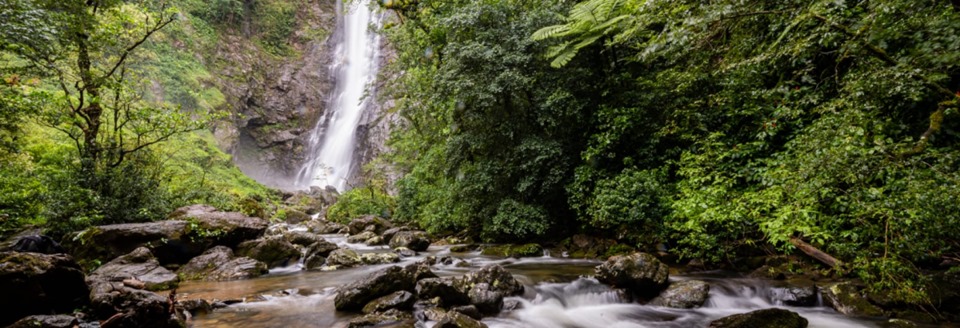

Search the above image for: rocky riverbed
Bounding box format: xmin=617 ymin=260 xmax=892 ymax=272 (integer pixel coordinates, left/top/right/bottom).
xmin=0 ymin=203 xmax=953 ymax=328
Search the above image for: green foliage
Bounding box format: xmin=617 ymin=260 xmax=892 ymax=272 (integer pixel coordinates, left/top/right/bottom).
xmin=381 ymin=0 xmax=960 ymax=306
xmin=326 ymin=187 xmax=395 ymax=224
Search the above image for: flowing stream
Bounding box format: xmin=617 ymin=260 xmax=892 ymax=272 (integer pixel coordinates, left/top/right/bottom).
xmin=296 ymin=0 xmax=382 ymax=191
xmin=179 ymin=233 xmax=886 ymax=328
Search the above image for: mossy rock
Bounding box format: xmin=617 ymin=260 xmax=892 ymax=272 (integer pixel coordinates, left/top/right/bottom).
xmin=821 ymin=282 xmax=885 ymax=317
xmin=480 ymin=244 xmax=543 ymax=258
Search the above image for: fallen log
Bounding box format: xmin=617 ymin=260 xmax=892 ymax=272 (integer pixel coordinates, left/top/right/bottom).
xmin=789 ymin=237 xmax=843 ymax=269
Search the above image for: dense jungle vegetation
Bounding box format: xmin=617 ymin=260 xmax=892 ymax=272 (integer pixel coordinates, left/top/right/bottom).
xmin=366 ymin=0 xmax=960 ymax=304
xmin=0 ymin=0 xmax=308 ymax=237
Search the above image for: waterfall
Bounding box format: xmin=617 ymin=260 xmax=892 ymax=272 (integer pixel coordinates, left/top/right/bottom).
xmin=296 ymin=0 xmax=382 ymax=191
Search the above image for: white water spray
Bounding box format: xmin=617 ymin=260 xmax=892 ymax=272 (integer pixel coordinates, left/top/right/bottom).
xmin=296 ymin=0 xmax=382 ymax=191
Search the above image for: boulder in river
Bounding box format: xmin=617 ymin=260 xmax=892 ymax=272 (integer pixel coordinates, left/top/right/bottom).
xmin=236 ymin=236 xmax=301 ymax=268
xmin=480 ymin=244 xmax=543 ymax=258
xmin=708 ymin=308 xmax=808 ymax=328
xmin=326 ymin=248 xmax=363 ymax=268
xmin=177 ymin=246 xmax=268 ymax=281
xmin=347 ymin=309 xmax=413 ymax=328
xmin=0 ymin=252 xmax=89 ymax=326
xmin=283 ymin=230 xmax=323 ymax=247
xmin=362 ymin=291 xmax=416 ymax=314
xmin=417 ymin=277 xmax=471 ymax=306
xmin=348 ymin=215 xmax=394 ymax=235
xmin=595 ymin=252 xmax=669 ymax=298
xmin=648 ymin=279 xmax=710 ymax=308
xmin=434 ymin=309 xmax=489 ymax=328
xmin=88 ymin=283 xmax=185 ymax=328
xmin=415 ymin=264 xmax=523 ymax=315
xmin=63 ymin=204 xmax=267 ymax=265
xmin=7 ymin=315 xmax=79 ymax=328
xmin=771 ymin=279 xmax=818 ymax=306
xmin=389 ymin=230 xmax=431 ymax=252
xmin=347 ymin=231 xmax=378 ymax=244
xmin=87 ymin=247 xmax=179 ymax=291
xmin=334 ymin=265 xmax=418 ymax=311
xmin=820 ymin=282 xmax=884 ymax=317
xmin=361 ymin=252 xmax=400 ymax=265
xmin=305 ymin=219 xmax=348 ymax=234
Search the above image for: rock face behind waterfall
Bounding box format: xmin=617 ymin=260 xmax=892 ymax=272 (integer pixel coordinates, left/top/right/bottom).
xmin=595 ymin=252 xmax=670 ymax=298
xmin=0 ymin=252 xmax=89 ymax=326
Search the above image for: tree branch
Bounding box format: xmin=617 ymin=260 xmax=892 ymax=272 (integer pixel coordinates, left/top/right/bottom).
xmin=103 ymin=8 xmax=176 ymax=81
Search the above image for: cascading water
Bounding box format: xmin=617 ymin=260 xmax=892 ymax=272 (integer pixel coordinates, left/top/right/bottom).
xmin=296 ymin=0 xmax=382 ymax=191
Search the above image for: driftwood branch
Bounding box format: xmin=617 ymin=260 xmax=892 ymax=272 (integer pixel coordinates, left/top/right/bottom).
xmin=790 ymin=237 xmax=843 ymax=269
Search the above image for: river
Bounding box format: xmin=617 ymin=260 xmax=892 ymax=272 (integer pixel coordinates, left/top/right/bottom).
xmin=178 ymin=233 xmax=885 ymax=328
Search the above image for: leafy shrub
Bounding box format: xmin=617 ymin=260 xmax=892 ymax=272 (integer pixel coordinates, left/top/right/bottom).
xmin=326 ymin=187 xmax=395 ymax=223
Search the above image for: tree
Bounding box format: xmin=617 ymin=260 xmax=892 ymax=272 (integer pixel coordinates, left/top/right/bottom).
xmin=2 ymin=0 xmax=201 ymax=184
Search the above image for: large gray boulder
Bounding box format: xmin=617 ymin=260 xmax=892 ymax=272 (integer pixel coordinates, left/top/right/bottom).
xmin=63 ymin=204 xmax=267 ymax=265
xmin=87 ymin=247 xmax=179 ymax=291
xmin=178 ymin=246 xmax=268 ymax=281
xmin=389 ymin=230 xmax=431 ymax=252
xmin=236 ymin=236 xmax=301 ymax=268
xmin=416 ymin=264 xmax=523 ymax=316
xmin=648 ymin=280 xmax=710 ymax=308
xmin=0 ymin=252 xmax=89 ymax=326
xmin=334 ymin=265 xmax=418 ymax=311
xmin=595 ymin=252 xmax=669 ymax=298
xmin=708 ymin=308 xmax=808 ymax=328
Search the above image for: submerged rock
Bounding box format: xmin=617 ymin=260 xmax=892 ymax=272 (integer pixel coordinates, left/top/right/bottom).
xmin=708 ymin=308 xmax=808 ymax=328
xmin=177 ymin=246 xmax=268 ymax=281
xmin=480 ymin=244 xmax=543 ymax=258
xmin=648 ymin=279 xmax=710 ymax=308
xmin=389 ymin=231 xmax=431 ymax=252
xmin=0 ymin=252 xmax=89 ymax=326
xmin=87 ymin=247 xmax=179 ymax=291
xmin=821 ymin=282 xmax=884 ymax=317
xmin=236 ymin=236 xmax=301 ymax=268
xmin=595 ymin=252 xmax=669 ymax=298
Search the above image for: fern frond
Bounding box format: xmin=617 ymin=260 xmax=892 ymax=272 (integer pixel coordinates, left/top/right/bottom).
xmin=531 ymin=24 xmax=571 ymax=41
xmin=551 ymin=47 xmax=579 ymax=68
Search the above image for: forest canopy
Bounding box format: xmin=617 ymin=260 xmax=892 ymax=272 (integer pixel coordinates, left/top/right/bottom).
xmin=377 ymin=0 xmax=960 ymax=303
